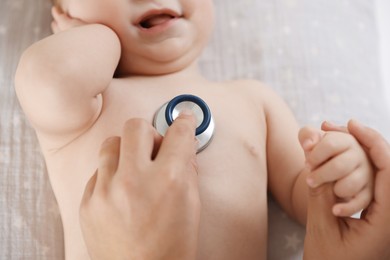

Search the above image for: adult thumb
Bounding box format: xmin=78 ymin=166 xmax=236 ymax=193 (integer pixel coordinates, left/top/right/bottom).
xmin=347 ymin=119 xmax=390 ymax=213
xmin=306 ymin=182 xmax=340 ymax=240
xmin=304 ymin=182 xmax=343 ymax=260
xmin=347 ymin=119 xmax=390 ymax=172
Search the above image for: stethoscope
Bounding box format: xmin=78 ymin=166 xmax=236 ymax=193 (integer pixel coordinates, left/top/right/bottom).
xmin=153 ymin=94 xmax=215 ymax=153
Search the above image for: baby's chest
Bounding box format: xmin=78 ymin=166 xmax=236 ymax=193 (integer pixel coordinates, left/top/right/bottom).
xmin=97 ymin=93 xmax=268 ymax=190
xmin=195 ymin=126 xmax=268 ymax=203
xmin=73 ymin=87 xmax=268 ymax=197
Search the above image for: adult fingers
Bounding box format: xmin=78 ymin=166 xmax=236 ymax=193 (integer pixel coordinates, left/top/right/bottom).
xmin=97 ymin=136 xmax=121 ymax=187
xmin=305 ymin=182 xmax=341 ymax=243
xmin=348 ymin=120 xmax=390 ymax=213
xmin=118 ymin=119 xmax=159 ymax=171
xmin=348 ymin=120 xmax=390 ymax=171
xmin=155 ymin=113 xmax=197 ymax=172
xmin=79 ymin=172 xmax=98 ymax=233
xmin=321 ymin=121 xmax=348 ymax=133
xmin=80 ymin=171 xmax=98 ymax=206
xmin=151 ymin=133 xmax=164 ymax=160
xmin=80 ymin=136 xmax=120 ymax=212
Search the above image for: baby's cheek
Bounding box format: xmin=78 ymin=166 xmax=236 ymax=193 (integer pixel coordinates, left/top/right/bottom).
xmin=68 ymin=0 xmax=121 ymax=24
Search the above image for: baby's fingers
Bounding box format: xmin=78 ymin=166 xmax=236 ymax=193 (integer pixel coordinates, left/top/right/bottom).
xmin=332 ymin=188 xmax=372 ymax=217
xmin=306 ymin=149 xmax=359 ymax=188
xmin=51 ymin=20 xmax=60 ymax=34
xmin=51 ymin=6 xmax=86 ymax=33
xmin=51 ymin=6 xmax=69 ymax=25
xmin=333 ymin=167 xmax=372 ymax=199
xmin=321 ymin=121 xmax=348 ymax=133
xmin=298 ymin=126 xmax=323 ymax=153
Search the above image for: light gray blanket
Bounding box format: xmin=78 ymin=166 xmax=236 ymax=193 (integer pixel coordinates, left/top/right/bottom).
xmin=1 ymin=0 xmax=389 ymax=259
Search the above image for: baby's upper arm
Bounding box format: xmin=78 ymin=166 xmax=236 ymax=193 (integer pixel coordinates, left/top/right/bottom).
xmin=261 ymin=87 xmax=307 ymax=219
xmin=15 ymin=24 xmax=121 ymax=148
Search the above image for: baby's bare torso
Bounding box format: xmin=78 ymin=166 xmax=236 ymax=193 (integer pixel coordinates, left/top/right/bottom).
xmin=43 ymin=76 xmax=269 ymax=260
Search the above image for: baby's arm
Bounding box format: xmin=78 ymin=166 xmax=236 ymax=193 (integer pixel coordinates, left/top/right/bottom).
xmin=15 ymin=14 xmax=120 ymax=148
xmin=263 ymin=85 xmax=373 ymax=224
xmin=298 ymin=126 xmax=374 ymax=217
xmin=261 ymin=86 xmax=309 ymax=224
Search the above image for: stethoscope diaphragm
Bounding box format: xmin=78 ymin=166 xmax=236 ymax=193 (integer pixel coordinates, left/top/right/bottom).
xmin=153 ymin=94 xmax=215 ymax=153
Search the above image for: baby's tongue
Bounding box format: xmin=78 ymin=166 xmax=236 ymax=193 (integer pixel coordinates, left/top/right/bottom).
xmin=145 ymin=14 xmax=172 ymax=28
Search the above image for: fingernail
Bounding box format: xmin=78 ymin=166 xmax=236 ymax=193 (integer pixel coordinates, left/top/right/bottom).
xmin=302 ymin=139 xmax=314 ymax=151
xmin=306 ymin=178 xmax=316 ymax=188
xmin=324 ymin=121 xmax=335 ymax=127
xmin=350 ymin=119 xmax=362 ymax=128
xmin=332 ymin=206 xmax=341 ymax=216
xmin=179 ymin=110 xmax=196 ymax=128
xmin=179 ymin=109 xmax=194 ymax=116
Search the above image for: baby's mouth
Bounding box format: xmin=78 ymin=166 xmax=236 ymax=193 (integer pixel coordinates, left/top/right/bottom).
xmin=139 ymin=14 xmax=176 ymax=29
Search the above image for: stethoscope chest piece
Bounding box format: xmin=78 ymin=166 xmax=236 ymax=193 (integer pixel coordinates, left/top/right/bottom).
xmin=153 ymin=94 xmax=215 ymax=153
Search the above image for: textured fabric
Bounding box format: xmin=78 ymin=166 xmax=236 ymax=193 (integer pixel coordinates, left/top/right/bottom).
xmin=0 ymin=0 xmax=64 ymax=259
xmin=1 ymin=0 xmax=389 ymax=259
xmin=204 ymin=0 xmax=389 ymax=135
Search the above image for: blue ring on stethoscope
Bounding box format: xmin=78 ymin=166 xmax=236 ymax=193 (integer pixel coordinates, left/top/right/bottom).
xmin=165 ymin=94 xmax=211 ymax=136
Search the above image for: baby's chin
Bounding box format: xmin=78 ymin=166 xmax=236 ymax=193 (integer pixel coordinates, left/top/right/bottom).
xmin=115 ymin=36 xmax=205 ymax=76
xmin=116 ymin=53 xmax=199 ymax=77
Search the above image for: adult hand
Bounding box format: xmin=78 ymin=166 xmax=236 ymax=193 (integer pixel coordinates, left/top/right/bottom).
xmin=303 ymin=120 xmax=390 ymax=260
xmin=298 ymin=126 xmax=373 ymax=217
xmin=79 ymin=114 xmax=200 ymax=260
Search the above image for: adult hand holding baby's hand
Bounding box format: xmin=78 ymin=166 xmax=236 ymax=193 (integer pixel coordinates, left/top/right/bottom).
xmin=298 ymin=125 xmax=374 ymax=217
xmin=51 ymin=6 xmax=87 ymax=34
xmin=303 ymin=120 xmax=390 ymax=260
xmin=79 ymin=115 xmax=200 ymax=260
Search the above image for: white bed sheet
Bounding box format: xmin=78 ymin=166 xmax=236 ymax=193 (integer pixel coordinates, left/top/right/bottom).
xmin=376 ymin=0 xmax=390 ymax=112
xmin=1 ymin=1 xmax=389 ymax=259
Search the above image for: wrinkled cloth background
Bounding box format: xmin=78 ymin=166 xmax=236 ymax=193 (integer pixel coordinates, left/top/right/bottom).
xmin=1 ymin=0 xmax=389 ymax=259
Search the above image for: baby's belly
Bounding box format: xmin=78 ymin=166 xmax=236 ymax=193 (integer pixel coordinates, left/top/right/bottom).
xmin=195 ymin=154 xmax=268 ymax=259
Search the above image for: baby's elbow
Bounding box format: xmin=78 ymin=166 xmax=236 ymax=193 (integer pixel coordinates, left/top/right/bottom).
xmin=15 ymin=47 xmax=38 ymax=97
xmin=15 ymin=44 xmax=48 ymax=89
xmin=15 ymin=42 xmax=66 ymax=98
xmin=14 ymin=46 xmax=64 ymax=122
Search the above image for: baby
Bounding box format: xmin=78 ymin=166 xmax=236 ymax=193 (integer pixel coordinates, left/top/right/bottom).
xmin=15 ymin=1 xmax=374 ymax=259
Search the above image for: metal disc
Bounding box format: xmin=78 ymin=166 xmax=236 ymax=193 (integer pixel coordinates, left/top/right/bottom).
xmin=153 ymin=95 xmax=215 ymax=153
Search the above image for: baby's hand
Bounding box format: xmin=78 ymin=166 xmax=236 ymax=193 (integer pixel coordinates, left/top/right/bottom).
xmin=51 ymin=6 xmax=87 ymax=34
xmin=299 ymin=126 xmax=374 ymax=217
